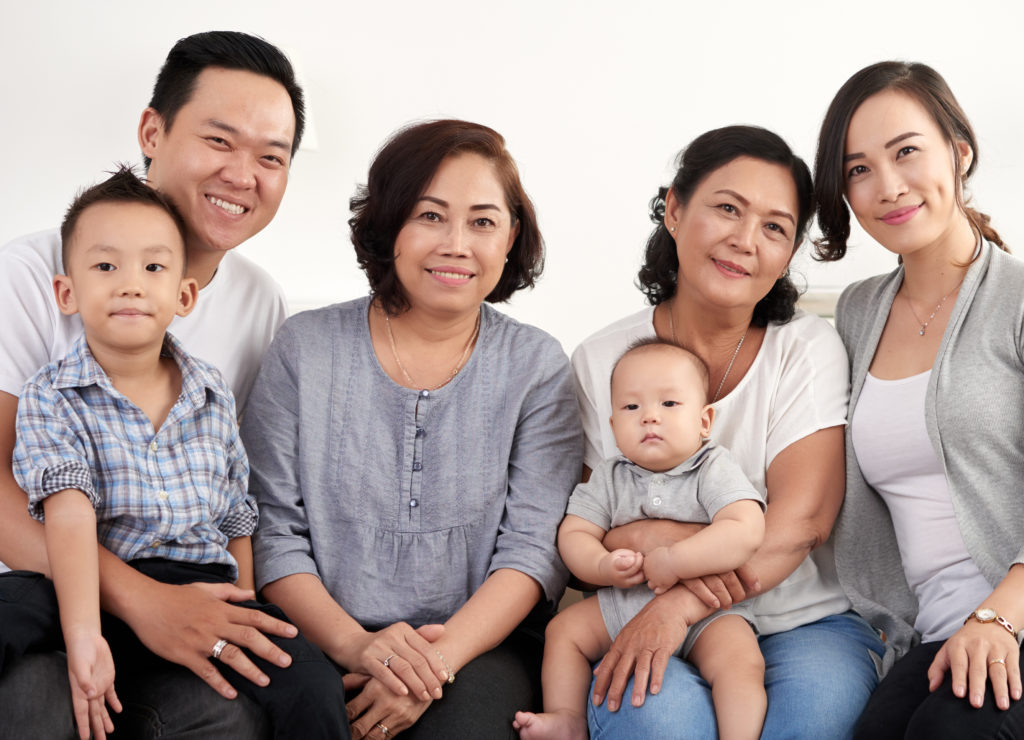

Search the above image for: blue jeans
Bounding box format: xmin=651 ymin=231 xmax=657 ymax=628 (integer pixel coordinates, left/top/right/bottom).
xmin=588 ymin=611 xmax=884 ymax=740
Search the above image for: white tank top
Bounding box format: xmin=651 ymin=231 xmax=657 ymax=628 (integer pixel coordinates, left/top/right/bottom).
xmin=851 ymin=370 xmax=991 ymax=641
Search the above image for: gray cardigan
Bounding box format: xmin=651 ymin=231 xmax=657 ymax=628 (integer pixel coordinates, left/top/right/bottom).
xmin=242 ymin=297 xmax=583 ymax=628
xmin=833 ymin=242 xmax=1024 ymax=672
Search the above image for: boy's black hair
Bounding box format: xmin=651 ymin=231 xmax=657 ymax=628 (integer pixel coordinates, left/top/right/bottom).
xmin=60 ymin=164 xmax=187 ymax=272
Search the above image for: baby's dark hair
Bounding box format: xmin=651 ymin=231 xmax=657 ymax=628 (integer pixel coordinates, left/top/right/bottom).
xmin=611 ymin=338 xmax=710 ymax=402
xmin=60 ymin=164 xmax=187 ymax=272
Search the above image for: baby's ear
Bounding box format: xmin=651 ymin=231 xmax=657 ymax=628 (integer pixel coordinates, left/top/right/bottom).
xmin=52 ymin=274 xmax=78 ymax=316
xmin=701 ymin=404 xmax=715 ymax=438
xmin=177 ymin=277 xmax=199 ymax=317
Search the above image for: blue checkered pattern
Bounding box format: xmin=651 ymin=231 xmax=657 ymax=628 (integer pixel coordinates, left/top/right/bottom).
xmin=13 ymin=333 xmax=256 ymax=577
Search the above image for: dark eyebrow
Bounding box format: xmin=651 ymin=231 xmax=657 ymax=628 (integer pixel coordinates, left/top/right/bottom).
xmin=418 ymin=196 xmax=503 ymax=212
xmin=205 ymin=119 xmax=292 ymax=152
xmin=885 ymin=131 xmax=922 ymax=149
xmin=844 ymin=131 xmax=922 ymax=162
xmin=715 ymin=189 xmax=795 ymax=225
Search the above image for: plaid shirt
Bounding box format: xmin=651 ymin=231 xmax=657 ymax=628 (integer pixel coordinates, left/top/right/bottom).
xmin=13 ymin=333 xmax=256 ymax=577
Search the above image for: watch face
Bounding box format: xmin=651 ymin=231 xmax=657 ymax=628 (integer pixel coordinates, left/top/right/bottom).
xmin=976 ymin=608 xmax=998 ymax=621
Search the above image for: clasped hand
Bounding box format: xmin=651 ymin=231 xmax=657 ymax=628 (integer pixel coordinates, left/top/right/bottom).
xmin=340 ymin=622 xmax=448 ymax=702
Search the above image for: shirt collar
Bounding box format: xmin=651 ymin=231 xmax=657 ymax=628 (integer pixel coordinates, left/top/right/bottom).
xmin=52 ymin=332 xmax=226 ymax=410
xmin=619 ymin=443 xmax=713 ymax=479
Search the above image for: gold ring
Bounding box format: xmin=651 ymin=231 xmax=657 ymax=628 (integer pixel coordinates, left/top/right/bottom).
xmin=990 ymin=657 xmax=1007 ymax=667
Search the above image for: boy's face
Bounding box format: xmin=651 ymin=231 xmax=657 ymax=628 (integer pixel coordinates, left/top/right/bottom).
xmin=54 ymin=202 xmax=198 ymax=354
xmin=610 ymin=347 xmax=713 ymax=473
xmin=139 ymin=67 xmax=296 ymax=257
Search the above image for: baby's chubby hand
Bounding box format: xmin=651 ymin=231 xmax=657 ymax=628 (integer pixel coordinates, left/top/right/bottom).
xmin=644 ymin=546 xmax=679 ymax=595
xmin=598 ymin=548 xmax=646 ymax=588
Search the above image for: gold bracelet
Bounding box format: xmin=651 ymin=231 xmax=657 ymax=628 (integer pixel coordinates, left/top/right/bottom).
xmin=965 ymin=608 xmax=1019 ymax=639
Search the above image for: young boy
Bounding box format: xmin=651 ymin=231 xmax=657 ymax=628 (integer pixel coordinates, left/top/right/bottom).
xmin=5 ymin=168 xmax=348 ymax=740
xmin=514 ymin=339 xmax=767 ymax=740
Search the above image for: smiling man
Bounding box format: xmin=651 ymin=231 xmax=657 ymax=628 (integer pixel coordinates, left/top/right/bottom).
xmin=0 ymin=31 xmax=305 ymax=739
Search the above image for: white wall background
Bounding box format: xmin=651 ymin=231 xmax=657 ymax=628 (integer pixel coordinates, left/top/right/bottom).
xmin=3 ymin=0 xmax=1021 ymax=353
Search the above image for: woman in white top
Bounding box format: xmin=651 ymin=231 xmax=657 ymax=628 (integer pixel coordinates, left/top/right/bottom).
xmin=818 ymin=61 xmax=1024 ymax=738
xmin=575 ymin=125 xmax=884 ymax=739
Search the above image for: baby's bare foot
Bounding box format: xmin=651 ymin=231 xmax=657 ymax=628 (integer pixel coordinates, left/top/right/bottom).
xmin=513 ymin=709 xmax=588 ymax=740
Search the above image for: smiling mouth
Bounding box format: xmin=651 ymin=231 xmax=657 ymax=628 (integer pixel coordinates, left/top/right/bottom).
xmin=881 ymin=204 xmax=922 ymax=225
xmin=428 ymin=269 xmax=473 ymax=280
xmin=712 ymin=259 xmax=748 ymax=276
xmin=207 ymin=195 xmax=247 ymax=215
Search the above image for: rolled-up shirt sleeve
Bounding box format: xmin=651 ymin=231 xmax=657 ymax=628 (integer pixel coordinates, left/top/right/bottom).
xmin=488 ymin=336 xmax=583 ymax=607
xmin=242 ymin=324 xmax=321 ymax=591
xmin=218 ymin=387 xmax=258 ymax=540
xmin=13 ymin=378 xmax=97 ymax=520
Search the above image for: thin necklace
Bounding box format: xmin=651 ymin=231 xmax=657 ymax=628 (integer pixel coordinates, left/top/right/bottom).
xmin=668 ymin=301 xmax=747 ymax=403
xmin=902 ymin=276 xmax=965 ymax=337
xmin=383 ymin=308 xmax=481 ymax=390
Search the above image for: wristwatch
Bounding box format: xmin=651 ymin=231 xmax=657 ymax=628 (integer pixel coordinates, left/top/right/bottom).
xmin=965 ymin=608 xmax=1019 ymax=639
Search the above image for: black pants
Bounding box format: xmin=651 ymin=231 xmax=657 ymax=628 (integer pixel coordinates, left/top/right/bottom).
xmin=855 ymin=640 xmax=1024 ymax=739
xmin=0 ymin=560 xmax=349 ymax=740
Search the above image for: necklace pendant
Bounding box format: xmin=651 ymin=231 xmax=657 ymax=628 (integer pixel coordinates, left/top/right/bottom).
xmin=919 ymin=328 xmax=926 ymax=336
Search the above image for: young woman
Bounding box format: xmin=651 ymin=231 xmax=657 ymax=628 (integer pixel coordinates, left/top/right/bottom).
xmin=817 ymin=61 xmax=1024 ymax=738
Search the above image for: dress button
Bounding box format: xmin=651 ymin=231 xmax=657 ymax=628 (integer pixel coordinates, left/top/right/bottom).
xmin=410 ymin=499 xmax=419 ymax=508
xmin=420 ymin=390 xmax=430 ymax=398
xmin=149 ymin=441 xmax=158 ymax=452
xmin=652 ymin=477 xmax=665 ymax=487
xmin=416 ymin=427 xmax=425 ymax=438
xmin=652 ymin=496 xmax=663 ymax=506
xmin=412 ymin=462 xmax=422 ymax=471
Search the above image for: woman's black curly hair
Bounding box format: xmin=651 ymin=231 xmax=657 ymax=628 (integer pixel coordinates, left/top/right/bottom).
xmin=638 ymin=125 xmax=813 ymax=327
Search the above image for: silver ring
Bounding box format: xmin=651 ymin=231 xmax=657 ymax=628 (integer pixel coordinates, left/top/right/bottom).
xmin=990 ymin=657 xmax=1007 ymax=667
xmin=375 ymin=722 xmax=390 ymax=738
xmin=211 ymin=638 xmax=229 ymax=660
xmin=382 ymin=654 xmax=396 ymax=668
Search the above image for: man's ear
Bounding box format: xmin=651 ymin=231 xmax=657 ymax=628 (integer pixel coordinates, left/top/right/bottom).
xmin=53 ymin=274 xmax=78 ymax=316
xmin=176 ymin=277 xmax=199 ymax=318
xmin=138 ymin=107 xmax=166 ymax=161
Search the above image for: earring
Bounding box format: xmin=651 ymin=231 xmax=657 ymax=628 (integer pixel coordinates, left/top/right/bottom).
xmin=669 ymin=226 xmax=676 ymax=233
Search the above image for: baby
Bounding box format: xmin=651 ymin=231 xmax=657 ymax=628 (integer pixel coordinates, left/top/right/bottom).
xmin=515 ymin=338 xmax=767 ymax=740
xmin=4 ymin=167 xmax=347 ymax=740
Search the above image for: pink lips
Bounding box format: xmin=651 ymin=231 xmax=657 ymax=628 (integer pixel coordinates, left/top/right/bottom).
xmin=712 ymin=258 xmax=749 ymax=278
xmin=642 ymin=433 xmax=662 ymax=442
xmin=427 ymin=266 xmax=474 ymax=286
xmin=881 ymin=204 xmax=921 ymax=225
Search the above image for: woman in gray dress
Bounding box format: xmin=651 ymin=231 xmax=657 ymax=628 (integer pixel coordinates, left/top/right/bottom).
xmin=240 ymin=119 xmax=583 ymax=739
